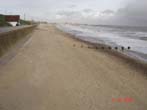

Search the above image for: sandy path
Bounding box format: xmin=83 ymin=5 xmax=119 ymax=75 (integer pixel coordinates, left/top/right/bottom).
xmin=0 ymin=24 xmax=147 ymax=110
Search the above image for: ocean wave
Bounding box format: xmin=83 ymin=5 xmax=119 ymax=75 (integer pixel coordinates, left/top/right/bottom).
xmin=56 ymin=24 xmax=147 ymax=62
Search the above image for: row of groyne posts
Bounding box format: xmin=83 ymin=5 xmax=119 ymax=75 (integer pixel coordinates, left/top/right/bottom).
xmin=73 ymin=44 xmax=131 ymax=51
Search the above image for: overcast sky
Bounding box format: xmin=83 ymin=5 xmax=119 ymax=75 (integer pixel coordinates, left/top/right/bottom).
xmin=0 ymin=0 xmax=147 ymax=26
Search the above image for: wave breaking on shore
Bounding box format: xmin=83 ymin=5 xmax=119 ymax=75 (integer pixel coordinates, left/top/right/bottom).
xmin=56 ymin=24 xmax=147 ymax=64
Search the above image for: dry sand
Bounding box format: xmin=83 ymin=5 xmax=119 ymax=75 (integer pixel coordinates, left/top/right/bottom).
xmin=0 ymin=24 xmax=147 ymax=110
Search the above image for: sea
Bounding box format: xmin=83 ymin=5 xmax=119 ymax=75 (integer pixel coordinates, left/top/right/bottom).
xmin=57 ymin=24 xmax=147 ymax=63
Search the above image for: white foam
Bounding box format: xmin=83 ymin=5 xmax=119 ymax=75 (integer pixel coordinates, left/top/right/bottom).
xmin=57 ymin=24 xmax=147 ymax=62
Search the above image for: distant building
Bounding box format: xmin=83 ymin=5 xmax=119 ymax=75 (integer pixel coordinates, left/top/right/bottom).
xmin=0 ymin=14 xmax=20 ymax=26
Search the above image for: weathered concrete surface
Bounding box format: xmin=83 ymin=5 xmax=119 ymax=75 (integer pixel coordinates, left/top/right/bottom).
xmin=0 ymin=25 xmax=36 ymax=56
xmin=0 ymin=25 xmax=31 ymax=33
xmin=0 ymin=24 xmax=147 ymax=110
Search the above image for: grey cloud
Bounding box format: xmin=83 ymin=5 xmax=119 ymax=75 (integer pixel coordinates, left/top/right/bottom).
xmin=56 ymin=11 xmax=82 ymax=17
xmin=68 ymin=4 xmax=77 ymax=8
xmin=113 ymin=0 xmax=147 ymax=26
xmin=102 ymin=9 xmax=114 ymax=14
xmin=83 ymin=9 xmax=94 ymax=13
xmin=53 ymin=0 xmax=147 ymax=26
xmin=1 ymin=0 xmax=146 ymax=26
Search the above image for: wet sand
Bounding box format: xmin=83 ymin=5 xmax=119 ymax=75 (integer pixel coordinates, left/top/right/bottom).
xmin=0 ymin=24 xmax=147 ymax=110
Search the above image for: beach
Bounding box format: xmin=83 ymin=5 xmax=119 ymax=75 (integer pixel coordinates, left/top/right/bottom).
xmin=0 ymin=24 xmax=147 ymax=110
xmin=57 ymin=24 xmax=147 ymax=63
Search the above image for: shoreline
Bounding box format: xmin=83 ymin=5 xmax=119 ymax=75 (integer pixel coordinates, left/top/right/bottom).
xmin=0 ymin=24 xmax=147 ymax=110
xmin=55 ymin=26 xmax=147 ymax=74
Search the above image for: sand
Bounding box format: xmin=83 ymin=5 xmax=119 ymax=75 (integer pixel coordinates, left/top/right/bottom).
xmin=0 ymin=24 xmax=147 ymax=110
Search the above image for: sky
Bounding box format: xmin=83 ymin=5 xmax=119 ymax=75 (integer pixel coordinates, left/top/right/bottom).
xmin=0 ymin=0 xmax=147 ymax=26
